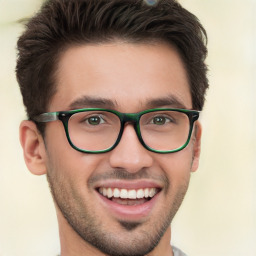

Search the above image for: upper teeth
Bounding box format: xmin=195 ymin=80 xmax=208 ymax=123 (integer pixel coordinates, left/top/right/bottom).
xmin=98 ymin=187 xmax=158 ymax=199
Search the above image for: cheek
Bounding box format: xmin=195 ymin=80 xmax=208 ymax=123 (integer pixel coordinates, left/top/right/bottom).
xmin=45 ymin=136 xmax=108 ymax=194
xmin=45 ymin=122 xmax=98 ymax=175
xmin=157 ymin=147 xmax=194 ymax=183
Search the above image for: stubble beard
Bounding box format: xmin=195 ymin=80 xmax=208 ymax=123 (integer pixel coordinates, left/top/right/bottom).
xmin=46 ymin=169 xmax=190 ymax=256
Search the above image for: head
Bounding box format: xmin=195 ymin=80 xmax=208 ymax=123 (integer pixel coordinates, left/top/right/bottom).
xmin=17 ymin=0 xmax=208 ymax=255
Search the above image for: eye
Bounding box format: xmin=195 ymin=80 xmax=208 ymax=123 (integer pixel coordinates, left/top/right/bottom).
xmin=151 ymin=116 xmax=172 ymax=125
xmin=86 ymin=115 xmax=105 ymax=125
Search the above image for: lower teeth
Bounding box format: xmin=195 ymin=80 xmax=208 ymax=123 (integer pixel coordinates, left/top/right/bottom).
xmin=111 ymin=198 xmax=148 ymax=205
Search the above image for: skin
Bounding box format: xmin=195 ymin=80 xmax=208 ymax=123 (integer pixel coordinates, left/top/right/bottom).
xmin=20 ymin=42 xmax=201 ymax=256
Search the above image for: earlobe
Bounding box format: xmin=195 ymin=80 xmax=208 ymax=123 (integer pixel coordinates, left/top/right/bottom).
xmin=19 ymin=120 xmax=47 ymax=175
xmin=191 ymin=122 xmax=202 ymax=172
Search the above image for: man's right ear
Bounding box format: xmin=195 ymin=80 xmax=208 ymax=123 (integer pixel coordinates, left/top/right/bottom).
xmin=19 ymin=120 xmax=47 ymax=175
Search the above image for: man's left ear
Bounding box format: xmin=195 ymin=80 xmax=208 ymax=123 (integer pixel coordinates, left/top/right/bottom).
xmin=191 ymin=122 xmax=202 ymax=172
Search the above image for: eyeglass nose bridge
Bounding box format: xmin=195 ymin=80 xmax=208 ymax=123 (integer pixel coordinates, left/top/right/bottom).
xmin=114 ymin=112 xmax=145 ymax=149
xmin=121 ymin=112 xmax=140 ymax=125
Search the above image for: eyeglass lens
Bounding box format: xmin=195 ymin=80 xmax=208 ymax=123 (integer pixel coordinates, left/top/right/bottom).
xmin=67 ymin=110 xmax=190 ymax=152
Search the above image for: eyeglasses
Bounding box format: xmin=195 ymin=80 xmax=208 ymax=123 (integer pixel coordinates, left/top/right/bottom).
xmin=32 ymin=108 xmax=199 ymax=154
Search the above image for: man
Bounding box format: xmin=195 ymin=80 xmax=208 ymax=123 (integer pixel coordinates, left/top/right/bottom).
xmin=17 ymin=0 xmax=208 ymax=255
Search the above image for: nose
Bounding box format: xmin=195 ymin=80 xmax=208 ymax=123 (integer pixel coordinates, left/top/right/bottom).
xmin=109 ymin=124 xmax=154 ymax=173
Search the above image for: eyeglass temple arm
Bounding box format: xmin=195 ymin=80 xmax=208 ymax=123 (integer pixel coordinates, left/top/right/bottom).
xmin=32 ymin=112 xmax=59 ymax=123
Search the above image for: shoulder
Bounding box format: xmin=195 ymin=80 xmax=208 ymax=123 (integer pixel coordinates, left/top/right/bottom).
xmin=172 ymin=245 xmax=188 ymax=256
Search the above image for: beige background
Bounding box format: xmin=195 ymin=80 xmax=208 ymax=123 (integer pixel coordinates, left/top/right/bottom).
xmin=0 ymin=0 xmax=255 ymax=255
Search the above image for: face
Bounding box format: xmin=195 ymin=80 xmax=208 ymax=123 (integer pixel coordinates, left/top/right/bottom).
xmin=41 ymin=42 xmax=200 ymax=256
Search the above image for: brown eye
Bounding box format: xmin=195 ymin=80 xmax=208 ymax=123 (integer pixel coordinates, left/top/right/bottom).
xmin=152 ymin=116 xmax=170 ymax=125
xmin=87 ymin=116 xmax=103 ymax=125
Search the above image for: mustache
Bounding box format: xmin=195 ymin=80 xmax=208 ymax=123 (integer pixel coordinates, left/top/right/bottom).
xmin=88 ymin=168 xmax=169 ymax=187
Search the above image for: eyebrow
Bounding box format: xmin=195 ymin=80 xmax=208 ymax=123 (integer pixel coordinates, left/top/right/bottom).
xmin=145 ymin=95 xmax=187 ymax=109
xmin=68 ymin=94 xmax=187 ymax=111
xmin=68 ymin=96 xmax=117 ymax=110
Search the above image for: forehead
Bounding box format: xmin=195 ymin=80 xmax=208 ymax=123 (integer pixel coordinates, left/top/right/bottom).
xmin=50 ymin=42 xmax=192 ymax=112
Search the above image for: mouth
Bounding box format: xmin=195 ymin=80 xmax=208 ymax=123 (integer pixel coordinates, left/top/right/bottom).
xmin=97 ymin=187 xmax=160 ymax=206
xmin=94 ymin=180 xmax=162 ymax=219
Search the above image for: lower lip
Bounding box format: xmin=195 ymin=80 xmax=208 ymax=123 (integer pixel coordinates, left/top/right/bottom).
xmin=97 ymin=191 xmax=160 ymax=221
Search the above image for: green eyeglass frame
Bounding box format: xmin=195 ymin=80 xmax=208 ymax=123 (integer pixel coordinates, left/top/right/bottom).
xmin=32 ymin=108 xmax=200 ymax=154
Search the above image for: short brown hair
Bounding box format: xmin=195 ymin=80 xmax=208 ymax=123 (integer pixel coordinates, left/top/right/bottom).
xmin=16 ymin=0 xmax=208 ymax=133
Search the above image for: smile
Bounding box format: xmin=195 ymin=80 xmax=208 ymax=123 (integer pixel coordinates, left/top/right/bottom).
xmin=99 ymin=187 xmax=158 ymax=199
xmin=97 ymin=187 xmax=160 ymax=206
xmin=94 ymin=180 xmax=162 ymax=219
